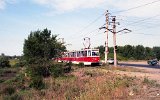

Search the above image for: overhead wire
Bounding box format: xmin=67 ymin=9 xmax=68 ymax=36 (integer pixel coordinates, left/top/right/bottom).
xmin=110 ymin=0 xmax=160 ymax=35
xmin=112 ymin=0 xmax=160 ymax=14
xmin=67 ymin=13 xmax=105 ymax=40
xmin=117 ymin=13 xmax=160 ymax=31
xmin=66 ymin=0 xmax=160 ymax=47
xmin=69 ymin=0 xmax=160 ymax=40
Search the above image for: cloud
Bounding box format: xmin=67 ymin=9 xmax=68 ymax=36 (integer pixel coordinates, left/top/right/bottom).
xmin=33 ymin=0 xmax=106 ymax=13
xmin=33 ymin=0 xmax=160 ymax=18
xmin=0 ymin=0 xmax=17 ymax=10
xmin=0 ymin=0 xmax=5 ymax=9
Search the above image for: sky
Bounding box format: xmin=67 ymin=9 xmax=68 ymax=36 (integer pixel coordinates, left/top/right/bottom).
xmin=0 ymin=0 xmax=160 ymax=56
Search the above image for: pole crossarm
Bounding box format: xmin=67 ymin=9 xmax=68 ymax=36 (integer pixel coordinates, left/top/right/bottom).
xmin=99 ymin=27 xmax=113 ymax=33
xmin=117 ymin=28 xmax=132 ymax=33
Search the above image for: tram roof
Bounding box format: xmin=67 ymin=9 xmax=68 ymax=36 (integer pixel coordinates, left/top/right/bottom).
xmin=65 ymin=48 xmax=99 ymax=53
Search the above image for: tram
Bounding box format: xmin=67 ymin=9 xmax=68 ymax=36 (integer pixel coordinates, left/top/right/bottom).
xmin=57 ymin=48 xmax=100 ymax=65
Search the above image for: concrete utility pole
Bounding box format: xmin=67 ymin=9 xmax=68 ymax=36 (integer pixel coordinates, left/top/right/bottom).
xmin=112 ymin=16 xmax=117 ymax=67
xmin=110 ymin=16 xmax=131 ymax=67
xmin=99 ymin=10 xmax=110 ymax=64
xmin=105 ymin=10 xmax=109 ymax=64
xmin=100 ymin=11 xmax=131 ymax=66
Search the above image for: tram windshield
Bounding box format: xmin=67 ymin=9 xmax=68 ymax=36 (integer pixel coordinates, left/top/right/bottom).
xmin=92 ymin=51 xmax=99 ymax=56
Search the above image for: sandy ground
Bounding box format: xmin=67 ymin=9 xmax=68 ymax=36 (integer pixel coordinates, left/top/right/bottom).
xmin=117 ymin=61 xmax=160 ymax=83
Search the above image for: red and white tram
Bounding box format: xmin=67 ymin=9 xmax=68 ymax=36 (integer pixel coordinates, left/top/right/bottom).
xmin=57 ymin=48 xmax=100 ymax=65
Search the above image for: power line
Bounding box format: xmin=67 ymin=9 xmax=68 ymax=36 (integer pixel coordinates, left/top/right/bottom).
xmin=67 ymin=13 xmax=105 ymax=39
xmin=117 ymin=13 xmax=160 ymax=30
xmin=118 ymin=22 xmax=160 ymax=36
xmin=67 ymin=0 xmax=160 ymax=40
xmin=78 ymin=14 xmax=104 ymax=34
xmin=112 ymin=0 xmax=160 ymax=14
xmin=66 ymin=0 xmax=160 ymax=49
xmin=80 ymin=28 xmax=100 ymax=37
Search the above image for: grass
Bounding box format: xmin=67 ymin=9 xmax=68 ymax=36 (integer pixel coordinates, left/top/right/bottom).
xmin=100 ymin=65 xmax=143 ymax=72
xmin=143 ymin=77 xmax=160 ymax=87
xmin=0 ymin=65 xmax=160 ymax=99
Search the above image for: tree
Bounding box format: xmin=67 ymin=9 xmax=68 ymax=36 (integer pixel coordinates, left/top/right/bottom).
xmin=0 ymin=54 xmax=10 ymax=68
xmin=23 ymin=28 xmax=67 ymax=89
xmin=134 ymin=45 xmax=145 ymax=60
xmin=23 ymin=28 xmax=66 ymax=63
xmin=122 ymin=45 xmax=135 ymax=59
xmin=23 ymin=28 xmax=66 ymax=78
xmin=153 ymin=47 xmax=160 ymax=60
xmin=145 ymin=47 xmax=153 ymax=59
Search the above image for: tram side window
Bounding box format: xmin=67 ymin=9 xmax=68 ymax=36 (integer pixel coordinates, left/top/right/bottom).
xmin=81 ymin=51 xmax=87 ymax=57
xmin=78 ymin=51 xmax=80 ymax=57
xmin=77 ymin=51 xmax=79 ymax=57
xmin=88 ymin=50 xmax=91 ymax=57
xmin=70 ymin=52 xmax=73 ymax=57
xmin=81 ymin=51 xmax=84 ymax=57
xmin=78 ymin=51 xmax=81 ymax=57
xmin=69 ymin=53 xmax=71 ymax=57
xmin=82 ymin=51 xmax=87 ymax=57
xmin=72 ymin=52 xmax=74 ymax=57
xmin=67 ymin=53 xmax=69 ymax=57
xmin=73 ymin=52 xmax=76 ymax=57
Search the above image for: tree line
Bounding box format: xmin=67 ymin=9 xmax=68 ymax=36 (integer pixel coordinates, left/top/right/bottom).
xmin=96 ymin=45 xmax=160 ymax=60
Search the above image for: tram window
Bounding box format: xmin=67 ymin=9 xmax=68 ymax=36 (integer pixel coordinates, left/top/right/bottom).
xmin=67 ymin=53 xmax=69 ymax=57
xmin=84 ymin=51 xmax=87 ymax=57
xmin=70 ymin=52 xmax=73 ymax=57
xmin=81 ymin=51 xmax=84 ymax=57
xmin=88 ymin=50 xmax=91 ymax=56
xmin=92 ymin=51 xmax=99 ymax=56
xmin=69 ymin=53 xmax=72 ymax=57
xmin=77 ymin=51 xmax=79 ymax=57
xmin=73 ymin=52 xmax=76 ymax=57
xmin=78 ymin=51 xmax=81 ymax=57
xmin=75 ymin=52 xmax=77 ymax=57
xmin=72 ymin=52 xmax=74 ymax=57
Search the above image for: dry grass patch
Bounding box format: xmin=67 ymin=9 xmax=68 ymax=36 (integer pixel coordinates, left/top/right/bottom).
xmin=100 ymin=65 xmax=144 ymax=72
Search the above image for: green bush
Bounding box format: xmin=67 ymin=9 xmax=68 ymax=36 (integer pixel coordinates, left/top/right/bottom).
xmin=26 ymin=64 xmax=50 ymax=78
xmin=29 ymin=76 xmax=45 ymax=90
xmin=14 ymin=60 xmax=26 ymax=67
xmin=78 ymin=62 xmax=85 ymax=68
xmin=0 ymin=56 xmax=10 ymax=68
xmin=66 ymin=62 xmax=72 ymax=67
xmin=0 ymin=79 xmax=5 ymax=83
xmin=143 ymin=77 xmax=156 ymax=86
xmin=49 ymin=63 xmax=64 ymax=78
xmin=3 ymin=86 xmax=15 ymax=95
xmin=26 ymin=63 xmax=48 ymax=90
xmin=3 ymin=93 xmax=22 ymax=100
xmin=63 ymin=62 xmax=72 ymax=73
xmin=10 ymin=94 xmax=22 ymax=100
